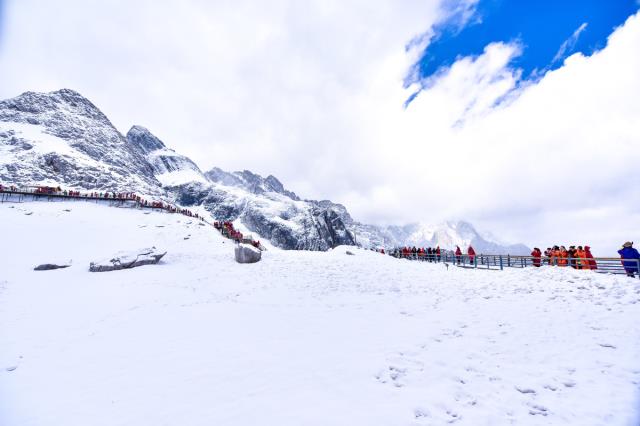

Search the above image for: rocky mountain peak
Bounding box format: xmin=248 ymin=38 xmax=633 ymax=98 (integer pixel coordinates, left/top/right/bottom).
xmin=126 ymin=125 xmax=167 ymax=154
xmin=0 ymin=89 xmax=111 ymax=127
xmin=204 ymin=168 xmax=301 ymax=201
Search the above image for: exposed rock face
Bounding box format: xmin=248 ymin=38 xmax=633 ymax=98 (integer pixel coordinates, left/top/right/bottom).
xmin=126 ymin=126 xmax=207 ymax=187
xmin=89 ymin=247 xmax=166 ymax=272
xmin=0 ymin=89 xmax=530 ymax=254
xmin=205 ymin=168 xmax=300 ymax=201
xmin=234 ymin=244 xmax=262 ymax=264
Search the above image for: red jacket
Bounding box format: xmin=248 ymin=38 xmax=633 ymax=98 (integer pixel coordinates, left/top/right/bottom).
xmin=584 ymin=247 xmax=597 ymax=270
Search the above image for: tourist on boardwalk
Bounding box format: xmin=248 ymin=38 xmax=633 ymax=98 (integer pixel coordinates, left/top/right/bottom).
xmin=435 ymin=246 xmax=441 ymax=262
xmin=549 ymin=246 xmax=560 ymax=266
xmin=618 ymin=242 xmax=640 ymax=277
xmin=584 ymin=246 xmax=597 ymax=270
xmin=568 ymin=246 xmax=578 ymax=269
xmin=576 ymin=246 xmax=587 ymax=269
xmin=455 ymin=246 xmax=462 ymax=265
xmin=467 ymin=246 xmax=476 ymax=264
xmin=531 ymin=248 xmax=542 ymax=267
xmin=558 ymin=246 xmax=568 ymax=267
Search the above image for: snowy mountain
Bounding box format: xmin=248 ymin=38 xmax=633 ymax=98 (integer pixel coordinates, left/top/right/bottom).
xmin=0 ymin=89 xmax=161 ymax=194
xmin=0 ymin=89 xmax=528 ymax=253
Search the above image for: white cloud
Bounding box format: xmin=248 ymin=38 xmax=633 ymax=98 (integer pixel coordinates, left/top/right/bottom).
xmin=552 ymin=22 xmax=588 ymax=64
xmin=0 ymin=1 xmax=638 ymax=255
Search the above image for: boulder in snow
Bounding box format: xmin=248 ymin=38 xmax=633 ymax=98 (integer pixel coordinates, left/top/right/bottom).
xmin=34 ymin=263 xmax=71 ymax=271
xmin=89 ymin=247 xmax=166 ymax=272
xmin=234 ymin=244 xmax=261 ymax=264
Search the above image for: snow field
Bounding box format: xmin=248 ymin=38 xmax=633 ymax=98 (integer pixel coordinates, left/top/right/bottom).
xmin=1 ymin=201 xmax=639 ymax=425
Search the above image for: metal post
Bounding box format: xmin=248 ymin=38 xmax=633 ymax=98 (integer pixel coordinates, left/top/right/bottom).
xmin=499 ymin=255 xmax=503 ymax=270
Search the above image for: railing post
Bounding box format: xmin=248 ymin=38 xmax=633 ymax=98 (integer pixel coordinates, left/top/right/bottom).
xmin=507 ymin=255 xmax=511 ymax=267
xmin=499 ymin=255 xmax=503 ymax=270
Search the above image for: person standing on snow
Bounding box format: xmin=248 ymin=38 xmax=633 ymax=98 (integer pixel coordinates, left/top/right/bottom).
xmin=576 ymin=246 xmax=587 ymax=269
xmin=584 ymin=246 xmax=597 ymax=270
xmin=618 ymin=242 xmax=640 ymax=277
xmin=455 ymin=246 xmax=462 ymax=265
xmin=558 ymin=246 xmax=568 ymax=267
xmin=467 ymin=246 xmax=476 ymax=264
xmin=531 ymin=248 xmax=542 ymax=267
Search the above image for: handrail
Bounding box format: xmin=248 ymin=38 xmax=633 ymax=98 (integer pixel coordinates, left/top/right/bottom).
xmin=390 ymin=251 xmax=640 ymax=278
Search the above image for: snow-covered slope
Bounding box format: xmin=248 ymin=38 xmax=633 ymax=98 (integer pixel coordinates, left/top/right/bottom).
xmin=0 ymin=89 xmax=528 ymax=253
xmin=0 ymin=89 xmax=161 ymax=194
xmin=1 ymin=200 xmax=639 ymax=425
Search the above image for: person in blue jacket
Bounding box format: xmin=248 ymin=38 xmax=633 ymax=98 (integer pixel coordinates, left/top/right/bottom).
xmin=618 ymin=242 xmax=640 ymax=277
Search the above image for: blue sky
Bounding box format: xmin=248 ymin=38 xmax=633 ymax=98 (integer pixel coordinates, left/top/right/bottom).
xmin=414 ymin=0 xmax=639 ymax=85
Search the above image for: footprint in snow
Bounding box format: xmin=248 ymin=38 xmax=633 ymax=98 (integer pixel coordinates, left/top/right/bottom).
xmin=528 ymin=403 xmax=549 ymax=416
xmin=598 ymin=343 xmax=616 ymax=349
xmin=414 ymin=408 xmax=431 ymax=420
xmin=515 ymin=386 xmax=536 ymax=394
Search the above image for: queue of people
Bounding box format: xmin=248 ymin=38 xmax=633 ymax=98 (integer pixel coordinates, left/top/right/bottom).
xmin=1 ymin=183 xmax=203 ymax=220
xmin=213 ymin=221 xmax=262 ymax=249
xmin=392 ymin=246 xmax=442 ymax=262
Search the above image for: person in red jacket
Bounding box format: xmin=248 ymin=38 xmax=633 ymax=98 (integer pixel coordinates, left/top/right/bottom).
xmin=531 ymin=247 xmax=542 ymax=267
xmin=584 ymin=246 xmax=597 ymax=270
xmin=455 ymin=246 xmax=462 ymax=265
xmin=467 ymin=246 xmax=476 ymax=264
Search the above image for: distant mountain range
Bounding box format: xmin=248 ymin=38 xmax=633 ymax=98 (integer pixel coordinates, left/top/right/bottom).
xmin=0 ymin=89 xmax=529 ymax=254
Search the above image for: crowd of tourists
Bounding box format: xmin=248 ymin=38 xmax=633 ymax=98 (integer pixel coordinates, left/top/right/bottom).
xmin=392 ymin=246 xmax=443 ymax=262
xmin=392 ymin=242 xmax=640 ymax=278
xmin=393 ymin=245 xmax=478 ymax=265
xmin=529 ymin=245 xmax=597 ymax=269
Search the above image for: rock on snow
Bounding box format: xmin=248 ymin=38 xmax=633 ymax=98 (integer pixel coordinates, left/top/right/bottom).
xmin=89 ymin=247 xmax=166 ymax=272
xmin=234 ymin=243 xmax=262 ymax=264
